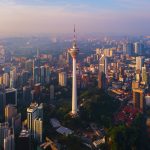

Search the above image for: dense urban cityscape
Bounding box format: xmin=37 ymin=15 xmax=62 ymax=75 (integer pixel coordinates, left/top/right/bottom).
xmin=0 ymin=0 xmax=150 ymax=150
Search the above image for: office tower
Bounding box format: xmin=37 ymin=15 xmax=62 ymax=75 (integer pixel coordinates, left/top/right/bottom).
xmin=123 ymin=42 xmax=133 ymax=55
xmin=68 ymin=26 xmax=79 ymax=116
xmin=16 ymin=129 xmax=31 ymax=150
xmin=0 ymin=92 xmax=5 ymax=121
xmin=59 ymin=72 xmax=67 ymax=87
xmin=25 ymin=59 xmax=33 ymax=73
xmin=45 ymin=65 xmax=50 ymax=84
xmin=40 ymin=66 xmax=45 ymax=84
xmin=22 ymin=71 xmax=30 ymax=85
xmin=5 ymin=88 xmax=17 ymax=105
xmin=136 ymin=56 xmax=144 ymax=71
xmin=50 ymin=85 xmax=54 ymax=101
xmin=33 ymin=67 xmax=39 ymax=84
xmin=12 ymin=113 xmax=21 ymax=135
xmin=27 ymin=103 xmax=39 ymax=135
xmin=0 ymin=76 xmax=3 ymax=85
xmin=142 ymin=67 xmax=148 ymax=84
xmin=4 ymin=130 xmax=15 ymax=150
xmin=27 ymin=103 xmax=43 ymax=136
xmin=134 ymin=42 xmax=143 ymax=55
xmin=99 ymin=55 xmax=108 ymax=74
xmin=5 ymin=105 xmax=17 ymax=126
xmin=133 ymin=89 xmax=145 ymax=111
xmin=38 ymin=103 xmax=43 ymax=120
xmin=36 ymin=48 xmax=40 ymax=58
xmin=23 ymin=86 xmax=31 ymax=105
xmin=132 ymin=81 xmax=139 ymax=89
xmin=34 ymin=118 xmax=43 ymax=143
xmin=0 ymin=45 xmax=5 ymax=64
xmin=10 ymin=68 xmax=16 ymax=88
xmin=0 ymin=122 xmax=9 ymax=148
xmin=3 ymin=73 xmax=10 ymax=87
xmin=98 ymin=72 xmax=106 ymax=90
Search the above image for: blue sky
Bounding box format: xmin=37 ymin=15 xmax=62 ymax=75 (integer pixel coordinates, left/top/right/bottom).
xmin=0 ymin=0 xmax=150 ymax=36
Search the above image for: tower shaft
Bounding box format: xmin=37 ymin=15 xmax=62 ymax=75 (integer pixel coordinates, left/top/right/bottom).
xmin=72 ymin=57 xmax=77 ymax=114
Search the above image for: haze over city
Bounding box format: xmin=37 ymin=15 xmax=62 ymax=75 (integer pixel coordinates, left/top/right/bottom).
xmin=0 ymin=0 xmax=150 ymax=36
xmin=1 ymin=1 xmax=150 ymax=150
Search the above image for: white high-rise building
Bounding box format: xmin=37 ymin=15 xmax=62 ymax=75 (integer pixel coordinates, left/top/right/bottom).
xmin=68 ymin=26 xmax=79 ymax=116
xmin=59 ymin=72 xmax=67 ymax=86
xmin=136 ymin=56 xmax=144 ymax=71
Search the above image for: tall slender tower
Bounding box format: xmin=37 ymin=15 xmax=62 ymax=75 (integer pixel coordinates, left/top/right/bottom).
xmin=69 ymin=26 xmax=79 ymax=116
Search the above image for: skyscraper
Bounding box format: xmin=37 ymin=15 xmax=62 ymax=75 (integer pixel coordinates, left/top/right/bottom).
xmin=4 ymin=130 xmax=15 ymax=150
xmin=34 ymin=118 xmax=43 ymax=143
xmin=10 ymin=68 xmax=16 ymax=88
xmin=136 ymin=56 xmax=144 ymax=71
xmin=0 ymin=122 xmax=9 ymax=149
xmin=5 ymin=104 xmax=17 ymax=126
xmin=27 ymin=103 xmax=39 ymax=135
xmin=134 ymin=42 xmax=143 ymax=55
xmin=133 ymin=88 xmax=145 ymax=111
xmin=59 ymin=72 xmax=67 ymax=87
xmin=27 ymin=102 xmax=43 ymax=138
xmin=142 ymin=66 xmax=148 ymax=84
xmin=69 ymin=26 xmax=79 ymax=116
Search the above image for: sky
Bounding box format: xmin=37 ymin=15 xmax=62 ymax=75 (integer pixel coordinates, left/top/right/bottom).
xmin=0 ymin=0 xmax=150 ymax=37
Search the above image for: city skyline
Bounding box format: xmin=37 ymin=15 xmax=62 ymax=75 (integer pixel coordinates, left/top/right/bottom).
xmin=0 ymin=0 xmax=150 ymax=37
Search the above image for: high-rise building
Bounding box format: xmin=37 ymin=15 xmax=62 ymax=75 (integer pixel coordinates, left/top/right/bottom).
xmin=12 ymin=113 xmax=21 ymax=135
xmin=33 ymin=67 xmax=39 ymax=84
xmin=40 ymin=66 xmax=45 ymax=84
xmin=45 ymin=65 xmax=50 ymax=84
xmin=142 ymin=66 xmax=148 ymax=84
xmin=134 ymin=42 xmax=144 ymax=55
xmin=0 ymin=92 xmax=5 ymax=121
xmin=0 ymin=122 xmax=9 ymax=148
xmin=50 ymin=85 xmax=54 ymax=101
xmin=23 ymin=86 xmax=31 ymax=105
xmin=5 ymin=105 xmax=17 ymax=126
xmin=123 ymin=42 xmax=134 ymax=56
xmin=0 ymin=45 xmax=5 ymax=64
xmin=59 ymin=72 xmax=67 ymax=87
xmin=136 ymin=56 xmax=144 ymax=71
xmin=27 ymin=103 xmax=43 ymax=137
xmin=25 ymin=59 xmax=33 ymax=73
xmin=34 ymin=118 xmax=43 ymax=143
xmin=27 ymin=103 xmax=39 ymax=135
xmin=98 ymin=72 xmax=107 ymax=90
xmin=3 ymin=73 xmax=10 ymax=87
xmin=16 ymin=129 xmax=31 ymax=150
xmin=133 ymin=88 xmax=145 ymax=111
xmin=10 ymin=68 xmax=16 ymax=88
xmin=99 ymin=55 xmax=108 ymax=77
xmin=5 ymin=88 xmax=17 ymax=105
xmin=68 ymin=26 xmax=79 ymax=116
xmin=4 ymin=130 xmax=15 ymax=150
